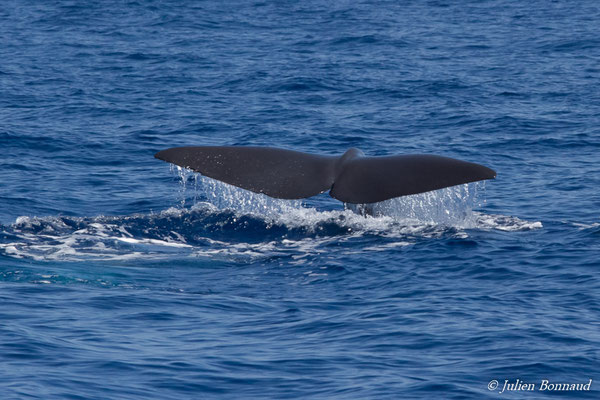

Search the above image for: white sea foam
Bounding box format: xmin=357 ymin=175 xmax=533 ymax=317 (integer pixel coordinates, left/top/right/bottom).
xmin=572 ymin=222 xmax=600 ymax=230
xmin=0 ymin=174 xmax=542 ymax=262
xmin=474 ymin=213 xmax=543 ymax=231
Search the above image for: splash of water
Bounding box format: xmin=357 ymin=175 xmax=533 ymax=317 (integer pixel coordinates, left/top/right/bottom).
xmin=0 ymin=170 xmax=541 ymax=262
xmin=365 ymin=183 xmax=482 ymax=227
xmin=200 ymin=175 xmax=304 ymax=217
xmin=175 ymin=167 xmax=484 ymax=228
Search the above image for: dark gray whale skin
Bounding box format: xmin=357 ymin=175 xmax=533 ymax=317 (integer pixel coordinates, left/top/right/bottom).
xmin=155 ymin=146 xmax=496 ymax=204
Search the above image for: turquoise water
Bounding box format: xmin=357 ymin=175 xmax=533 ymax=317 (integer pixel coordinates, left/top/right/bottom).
xmin=1 ymin=1 xmax=599 ymax=398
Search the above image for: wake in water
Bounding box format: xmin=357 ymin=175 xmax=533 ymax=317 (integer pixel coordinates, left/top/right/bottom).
xmin=0 ymin=169 xmax=541 ymax=261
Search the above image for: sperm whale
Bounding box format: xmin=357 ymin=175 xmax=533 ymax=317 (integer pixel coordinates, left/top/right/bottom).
xmin=154 ymin=146 xmax=496 ymax=204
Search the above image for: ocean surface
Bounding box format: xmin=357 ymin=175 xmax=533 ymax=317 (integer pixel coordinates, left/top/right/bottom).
xmin=1 ymin=1 xmax=599 ymax=399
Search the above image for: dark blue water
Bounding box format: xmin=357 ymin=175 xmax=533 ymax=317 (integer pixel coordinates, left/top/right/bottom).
xmin=1 ymin=1 xmax=599 ymax=398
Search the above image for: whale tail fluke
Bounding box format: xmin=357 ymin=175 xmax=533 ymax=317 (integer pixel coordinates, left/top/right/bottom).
xmin=155 ymin=146 xmax=337 ymax=199
xmin=155 ymin=146 xmax=495 ymax=204
xmin=329 ymin=154 xmax=496 ymax=203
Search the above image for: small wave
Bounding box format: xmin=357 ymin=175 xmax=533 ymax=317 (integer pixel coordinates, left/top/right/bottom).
xmin=572 ymin=222 xmax=600 ymax=230
xmin=571 ymin=222 xmax=600 ymax=236
xmin=539 ymin=38 xmax=600 ymax=53
xmin=329 ymin=34 xmax=381 ymax=46
xmin=262 ymin=77 xmax=340 ymax=93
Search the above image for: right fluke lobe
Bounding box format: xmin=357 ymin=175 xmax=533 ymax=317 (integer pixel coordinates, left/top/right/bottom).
xmin=329 ymin=154 xmax=496 ymax=204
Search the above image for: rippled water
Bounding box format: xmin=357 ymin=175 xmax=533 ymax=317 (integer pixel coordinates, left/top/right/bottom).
xmin=1 ymin=1 xmax=599 ymax=399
